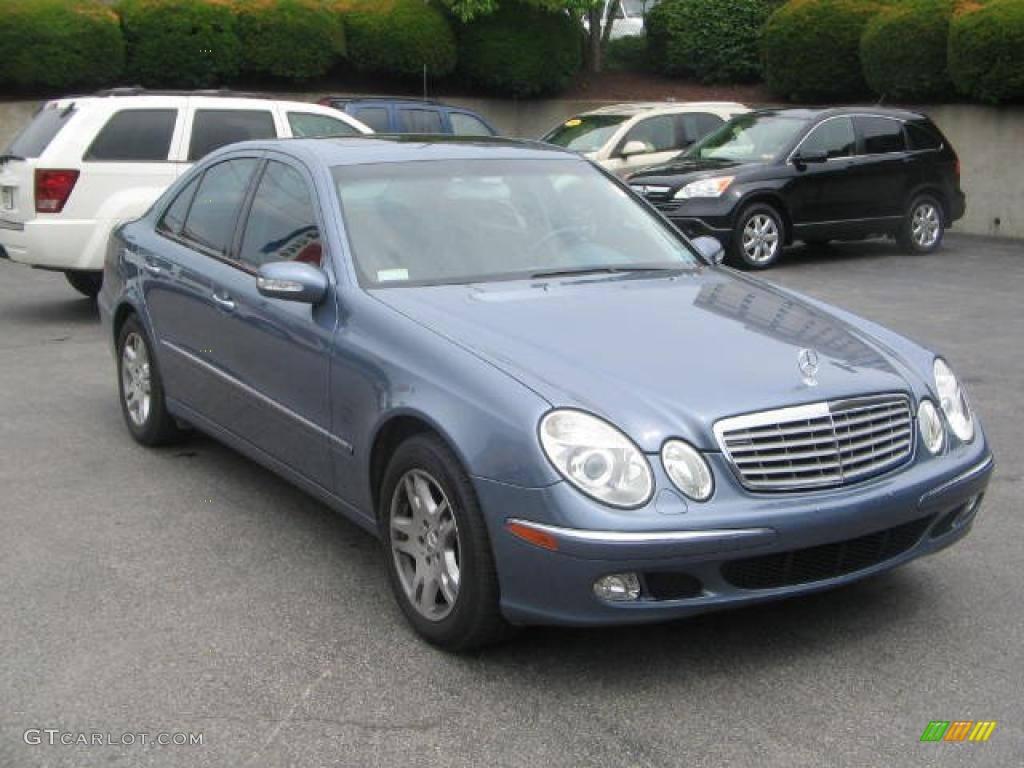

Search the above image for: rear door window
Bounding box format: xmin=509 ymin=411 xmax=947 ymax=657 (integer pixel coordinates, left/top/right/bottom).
xmin=449 ymin=112 xmax=494 ymax=136
xmin=287 ymin=112 xmax=359 ymax=138
xmin=6 ymin=104 xmax=77 ymax=159
xmin=238 ymin=161 xmax=321 ymax=269
xmin=84 ymin=109 xmax=178 ymax=162
xmin=398 ymin=108 xmax=444 ymax=134
xmin=351 ymin=106 xmax=390 ymax=132
xmin=181 ymin=158 xmax=259 ymax=256
xmin=188 ymin=110 xmax=276 ymax=162
xmin=856 ymin=116 xmax=907 ymax=155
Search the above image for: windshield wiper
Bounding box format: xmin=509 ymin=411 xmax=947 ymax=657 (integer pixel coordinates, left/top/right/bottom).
xmin=529 ymin=265 xmax=682 ymax=280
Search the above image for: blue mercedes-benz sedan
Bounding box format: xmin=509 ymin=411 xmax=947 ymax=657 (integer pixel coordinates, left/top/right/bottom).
xmin=98 ymin=136 xmax=994 ymax=650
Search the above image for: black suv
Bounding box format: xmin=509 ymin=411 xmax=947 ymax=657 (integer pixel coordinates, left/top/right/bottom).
xmin=627 ymin=107 xmax=965 ymax=269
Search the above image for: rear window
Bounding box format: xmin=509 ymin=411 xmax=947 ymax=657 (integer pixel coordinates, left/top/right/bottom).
xmin=188 ymin=110 xmax=275 ymax=162
xmin=906 ymin=122 xmax=943 ymax=151
xmin=398 ymin=108 xmax=444 ymax=134
xmin=6 ymin=104 xmax=76 ymax=159
xmin=84 ymin=109 xmax=177 ymax=162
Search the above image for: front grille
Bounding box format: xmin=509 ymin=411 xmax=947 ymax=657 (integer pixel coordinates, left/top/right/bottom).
xmin=721 ymin=514 xmax=933 ymax=590
xmin=714 ymin=394 xmax=914 ymax=492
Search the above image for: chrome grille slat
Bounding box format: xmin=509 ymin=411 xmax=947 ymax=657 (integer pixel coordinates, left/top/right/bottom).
xmin=714 ymin=394 xmax=914 ymax=492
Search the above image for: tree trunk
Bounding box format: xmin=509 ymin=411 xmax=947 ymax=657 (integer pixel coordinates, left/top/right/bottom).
xmin=586 ymin=8 xmax=603 ymax=73
xmin=601 ymin=0 xmax=621 ymax=46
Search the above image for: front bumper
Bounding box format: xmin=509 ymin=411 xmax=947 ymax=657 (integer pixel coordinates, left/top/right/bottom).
xmin=650 ymin=198 xmax=737 ymax=245
xmin=479 ymin=440 xmax=993 ymax=627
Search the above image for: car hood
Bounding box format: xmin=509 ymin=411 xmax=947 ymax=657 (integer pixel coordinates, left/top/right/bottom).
xmin=629 ymin=157 xmax=767 ymax=186
xmin=372 ymin=269 xmax=917 ymax=451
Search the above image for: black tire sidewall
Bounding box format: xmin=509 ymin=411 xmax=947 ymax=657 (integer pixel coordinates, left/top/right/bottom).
xmin=730 ymin=204 xmax=784 ymax=269
xmin=65 ymin=270 xmax=102 ymax=298
xmin=379 ymin=434 xmax=504 ymax=651
xmin=900 ymin=195 xmax=945 ymax=254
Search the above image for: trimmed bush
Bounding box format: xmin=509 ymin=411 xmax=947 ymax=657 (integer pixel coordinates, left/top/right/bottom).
xmin=861 ymin=0 xmax=956 ymax=100
xmin=342 ymin=0 xmax=457 ymax=79
xmin=237 ymin=0 xmax=346 ymax=82
xmin=117 ymin=0 xmax=242 ymax=88
xmin=0 ymin=0 xmax=124 ymax=92
xmin=458 ymin=1 xmax=582 ymax=97
xmin=647 ymin=0 xmax=776 ymax=83
xmin=764 ymin=0 xmax=890 ymax=100
xmin=949 ymin=0 xmax=1024 ymax=104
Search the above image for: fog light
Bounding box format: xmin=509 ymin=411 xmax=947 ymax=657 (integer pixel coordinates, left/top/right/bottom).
xmin=955 ymin=494 xmax=982 ymax=526
xmin=594 ymin=573 xmax=641 ymax=602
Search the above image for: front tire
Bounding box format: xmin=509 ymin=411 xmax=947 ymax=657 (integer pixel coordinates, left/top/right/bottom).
xmin=380 ymin=434 xmax=507 ymax=651
xmin=730 ymin=203 xmax=784 ymax=269
xmin=64 ymin=270 xmax=102 ymax=298
xmin=116 ymin=315 xmax=185 ymax=446
xmin=898 ymin=195 xmax=945 ymax=254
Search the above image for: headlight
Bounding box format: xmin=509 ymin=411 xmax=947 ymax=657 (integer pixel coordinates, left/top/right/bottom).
xmin=674 ymin=176 xmax=734 ymax=199
xmin=661 ymin=440 xmax=714 ymax=501
xmin=539 ymin=410 xmax=653 ymax=508
xmin=933 ymin=358 xmax=974 ymax=442
xmin=918 ymin=400 xmax=945 ymax=455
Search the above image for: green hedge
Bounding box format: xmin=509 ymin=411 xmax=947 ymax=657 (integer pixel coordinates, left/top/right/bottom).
xmin=949 ymin=0 xmax=1024 ymax=103
xmin=764 ymin=0 xmax=890 ymax=100
xmin=237 ymin=0 xmax=345 ymax=82
xmin=117 ymin=0 xmax=242 ymax=88
xmin=861 ymin=0 xmax=956 ymax=100
xmin=0 ymin=0 xmax=124 ymax=92
xmin=458 ymin=1 xmax=582 ymax=97
xmin=647 ymin=0 xmax=776 ymax=84
xmin=343 ymin=0 xmax=457 ymax=79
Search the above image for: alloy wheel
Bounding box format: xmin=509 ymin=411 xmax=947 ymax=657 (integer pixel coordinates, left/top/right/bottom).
xmin=389 ymin=469 xmax=462 ymax=621
xmin=121 ymin=332 xmax=152 ymax=427
xmin=911 ymin=202 xmax=941 ymax=249
xmin=742 ymin=213 xmax=780 ymax=264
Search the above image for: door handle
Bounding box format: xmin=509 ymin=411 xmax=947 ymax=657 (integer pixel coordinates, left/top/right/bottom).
xmin=142 ymin=261 xmax=162 ymax=276
xmin=211 ymin=291 xmax=235 ymax=311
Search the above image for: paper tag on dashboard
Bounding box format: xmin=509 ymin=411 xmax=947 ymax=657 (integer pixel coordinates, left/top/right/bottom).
xmin=377 ymin=268 xmax=409 ymax=282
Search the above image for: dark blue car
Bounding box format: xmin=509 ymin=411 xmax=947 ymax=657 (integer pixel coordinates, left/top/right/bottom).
xmin=317 ymin=96 xmax=498 ymax=137
xmin=98 ymin=136 xmax=993 ymax=650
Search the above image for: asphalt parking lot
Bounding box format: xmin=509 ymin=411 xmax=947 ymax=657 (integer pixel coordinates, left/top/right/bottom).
xmin=1 ymin=234 xmax=1022 ymax=767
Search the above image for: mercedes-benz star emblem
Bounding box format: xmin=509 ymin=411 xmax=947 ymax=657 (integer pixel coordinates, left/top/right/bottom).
xmin=798 ymin=348 xmax=820 ymax=387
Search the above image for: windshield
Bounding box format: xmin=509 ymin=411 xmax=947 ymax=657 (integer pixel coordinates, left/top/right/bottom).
xmin=685 ymin=114 xmax=808 ymax=163
xmin=541 ymin=115 xmax=628 ymax=153
xmin=334 ymin=158 xmax=701 ymax=287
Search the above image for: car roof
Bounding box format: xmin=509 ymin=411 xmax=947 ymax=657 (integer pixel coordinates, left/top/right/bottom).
xmin=748 ymin=105 xmax=929 ymax=121
xmin=221 ymin=135 xmax=579 ymax=166
xmin=573 ymin=101 xmax=748 ymax=117
xmin=321 ymin=95 xmax=453 ymax=108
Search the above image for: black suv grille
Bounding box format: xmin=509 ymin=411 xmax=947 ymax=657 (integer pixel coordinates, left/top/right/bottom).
xmin=721 ymin=515 xmax=933 ymax=590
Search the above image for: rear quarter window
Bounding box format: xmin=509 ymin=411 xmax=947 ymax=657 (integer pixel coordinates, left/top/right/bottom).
xmin=188 ymin=110 xmax=276 ymax=162
xmin=6 ymin=105 xmax=76 ymax=159
xmin=906 ymin=122 xmax=943 ymax=151
xmin=84 ymin=109 xmax=178 ymax=162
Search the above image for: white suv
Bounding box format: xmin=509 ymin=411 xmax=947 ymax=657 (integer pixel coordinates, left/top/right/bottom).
xmin=540 ymin=102 xmax=749 ymax=178
xmin=0 ymin=90 xmax=371 ymax=296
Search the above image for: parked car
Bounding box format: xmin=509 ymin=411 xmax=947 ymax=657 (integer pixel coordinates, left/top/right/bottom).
xmin=318 ymin=96 xmax=498 ymax=137
xmin=627 ymin=107 xmax=965 ymax=268
xmin=582 ymin=0 xmax=661 ymax=39
xmin=540 ymin=102 xmax=748 ymax=177
xmin=99 ymin=135 xmax=992 ymax=650
xmin=0 ymin=89 xmax=371 ymax=297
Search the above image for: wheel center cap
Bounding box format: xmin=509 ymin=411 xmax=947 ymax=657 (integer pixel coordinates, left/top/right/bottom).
xmin=426 ymin=530 xmax=439 ymax=550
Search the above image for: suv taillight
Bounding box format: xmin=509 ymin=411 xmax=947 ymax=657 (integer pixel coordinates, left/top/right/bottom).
xmin=35 ymin=169 xmax=79 ymax=213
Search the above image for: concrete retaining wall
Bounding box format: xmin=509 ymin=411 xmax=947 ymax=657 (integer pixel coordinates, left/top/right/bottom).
xmin=2 ymin=95 xmax=1021 ymax=240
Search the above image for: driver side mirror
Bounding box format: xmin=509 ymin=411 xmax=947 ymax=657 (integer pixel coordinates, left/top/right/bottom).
xmin=256 ymin=261 xmax=328 ymax=305
xmin=793 ymin=149 xmax=828 ymax=166
xmin=691 ymin=235 xmax=725 ymax=265
xmin=620 ymin=140 xmax=650 ymax=158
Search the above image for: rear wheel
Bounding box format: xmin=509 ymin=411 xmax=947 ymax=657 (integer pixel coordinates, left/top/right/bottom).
xmin=64 ymin=270 xmax=102 ymax=298
xmin=730 ymin=204 xmax=784 ymax=269
xmin=898 ymin=195 xmax=945 ymax=254
xmin=380 ymin=434 xmax=508 ymax=651
xmin=116 ymin=315 xmax=185 ymax=446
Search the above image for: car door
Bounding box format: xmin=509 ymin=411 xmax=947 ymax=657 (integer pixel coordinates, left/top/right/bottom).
xmin=142 ymin=155 xmax=263 ymax=427
xmin=848 ymin=115 xmax=911 ymax=222
xmin=604 ymin=114 xmax=686 ymax=177
xmin=200 ymin=155 xmax=337 ymax=490
xmin=785 ymin=116 xmax=861 ymax=237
